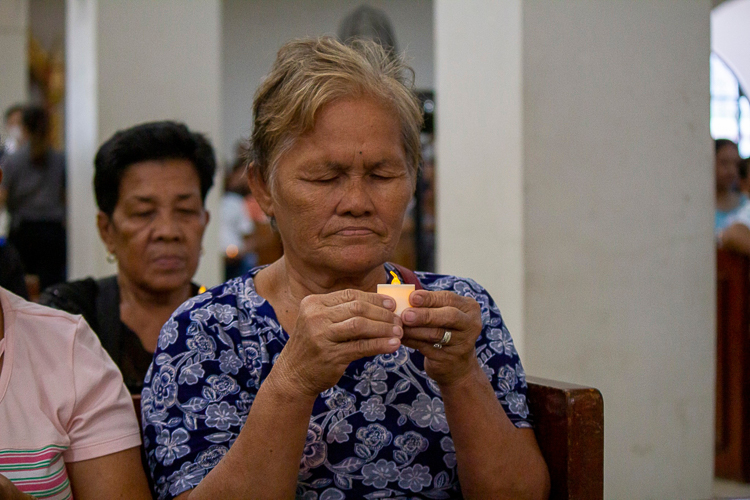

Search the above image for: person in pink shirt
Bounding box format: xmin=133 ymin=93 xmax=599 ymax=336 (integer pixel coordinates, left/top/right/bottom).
xmin=0 ymin=283 xmax=152 ymax=499
xmin=0 ymin=163 xmax=150 ymax=499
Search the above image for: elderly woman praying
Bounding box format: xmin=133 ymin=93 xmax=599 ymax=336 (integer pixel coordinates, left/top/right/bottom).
xmin=141 ymin=37 xmax=549 ymax=500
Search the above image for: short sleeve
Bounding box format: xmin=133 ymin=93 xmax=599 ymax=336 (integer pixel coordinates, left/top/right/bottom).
xmin=474 ymin=288 xmax=532 ymax=427
xmin=63 ymin=317 xmax=142 ymax=462
xmin=421 ymin=274 xmax=532 ymax=428
xmin=142 ymin=294 xmax=256 ymax=500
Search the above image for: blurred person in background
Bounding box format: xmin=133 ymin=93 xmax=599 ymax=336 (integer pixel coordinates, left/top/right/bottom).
xmin=0 ymin=236 xmax=27 ymax=299
xmin=222 ymin=158 xmax=256 ymax=279
xmin=0 ymin=106 xmax=29 ymax=298
xmin=715 ymin=138 xmax=746 ymax=235
xmin=40 ymin=121 xmax=214 ymax=394
xmin=738 ymin=156 xmax=750 ymax=198
xmin=1 ymin=104 xmax=27 ymax=160
xmin=0 ymin=105 xmax=28 ymax=238
xmin=0 ymin=106 xmax=66 ymax=290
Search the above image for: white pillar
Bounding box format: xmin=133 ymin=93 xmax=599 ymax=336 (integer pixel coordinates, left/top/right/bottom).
xmin=66 ymin=0 xmax=99 ymax=283
xmin=0 ymin=0 xmax=29 ymax=112
xmin=435 ymin=0 xmax=525 ymax=355
xmin=66 ymin=0 xmax=223 ymax=287
xmin=435 ymin=1 xmax=714 ymax=498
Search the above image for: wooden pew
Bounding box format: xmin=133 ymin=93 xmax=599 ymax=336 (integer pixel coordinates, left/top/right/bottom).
xmin=527 ymin=376 xmax=604 ymax=500
xmin=133 ymin=377 xmax=604 ymax=498
xmin=715 ymin=248 xmax=750 ymax=482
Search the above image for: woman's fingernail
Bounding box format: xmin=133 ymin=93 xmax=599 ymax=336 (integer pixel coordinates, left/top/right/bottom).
xmin=388 ymin=338 xmax=400 ymax=347
xmin=403 ymin=310 xmax=416 ymax=323
xmin=383 ymin=299 xmax=395 ymax=309
xmin=410 ymin=293 xmax=423 ymax=306
xmin=393 ymin=325 xmax=402 ymax=337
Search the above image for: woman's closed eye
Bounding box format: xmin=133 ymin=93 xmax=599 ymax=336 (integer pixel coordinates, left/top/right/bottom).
xmin=176 ymin=207 xmax=201 ymax=215
xmin=132 ymin=210 xmax=155 ymax=218
xmin=307 ymin=174 xmax=339 ymax=184
xmin=370 ymin=172 xmax=396 ymax=181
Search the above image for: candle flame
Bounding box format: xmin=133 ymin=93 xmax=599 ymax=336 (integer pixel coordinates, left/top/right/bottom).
xmin=390 ymin=271 xmax=401 ymax=284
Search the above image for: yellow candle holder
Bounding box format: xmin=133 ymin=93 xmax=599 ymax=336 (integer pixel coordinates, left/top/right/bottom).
xmin=377 ymin=284 xmax=415 ymax=316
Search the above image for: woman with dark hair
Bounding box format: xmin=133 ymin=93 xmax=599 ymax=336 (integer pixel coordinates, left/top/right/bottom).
xmin=40 ymin=121 xmax=215 ymax=394
xmin=715 ymin=138 xmax=746 ymax=234
xmin=0 ymin=105 xmax=66 ymax=290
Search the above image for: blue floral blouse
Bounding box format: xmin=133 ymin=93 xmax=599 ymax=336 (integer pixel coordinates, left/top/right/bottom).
xmin=141 ymin=264 xmax=531 ymax=500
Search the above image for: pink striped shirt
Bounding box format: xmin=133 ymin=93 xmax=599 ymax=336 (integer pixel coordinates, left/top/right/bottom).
xmin=0 ymin=287 xmax=141 ymax=498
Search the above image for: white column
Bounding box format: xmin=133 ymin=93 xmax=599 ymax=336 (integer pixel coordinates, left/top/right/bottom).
xmin=435 ymin=1 xmax=714 ymax=498
xmin=435 ymin=0 xmax=525 ymax=355
xmin=66 ymin=0 xmax=99 ymax=282
xmin=0 ymin=0 xmax=29 ymax=112
xmin=66 ymin=0 xmax=223 ymax=287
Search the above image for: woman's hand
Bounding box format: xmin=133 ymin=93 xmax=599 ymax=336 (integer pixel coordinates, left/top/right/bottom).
xmin=272 ymin=289 xmax=403 ymax=399
xmin=400 ymin=290 xmax=483 ymax=387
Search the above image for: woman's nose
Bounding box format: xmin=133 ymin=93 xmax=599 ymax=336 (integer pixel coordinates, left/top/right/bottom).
xmin=337 ymin=177 xmax=375 ymax=216
xmin=151 ymin=211 xmax=182 ymax=240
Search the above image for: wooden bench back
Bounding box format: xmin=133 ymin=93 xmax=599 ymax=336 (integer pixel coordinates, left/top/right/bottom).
xmin=527 ymin=376 xmax=604 ymax=500
xmin=133 ymin=378 xmax=605 ymax=499
xmin=715 ymin=248 xmax=750 ymax=482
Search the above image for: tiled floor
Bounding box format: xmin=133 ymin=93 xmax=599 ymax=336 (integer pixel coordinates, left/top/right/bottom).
xmin=714 ymin=479 xmax=750 ymax=499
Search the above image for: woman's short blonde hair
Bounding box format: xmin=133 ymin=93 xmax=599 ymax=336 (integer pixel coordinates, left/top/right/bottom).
xmin=248 ymin=36 xmax=423 ymax=187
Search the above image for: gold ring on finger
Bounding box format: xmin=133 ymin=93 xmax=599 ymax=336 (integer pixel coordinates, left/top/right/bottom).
xmin=433 ymin=330 xmax=452 ymax=349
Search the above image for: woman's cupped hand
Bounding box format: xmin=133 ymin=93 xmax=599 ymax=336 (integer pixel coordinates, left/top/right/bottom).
xmin=272 ymin=289 xmax=403 ymax=399
xmin=400 ymin=290 xmax=483 ymax=388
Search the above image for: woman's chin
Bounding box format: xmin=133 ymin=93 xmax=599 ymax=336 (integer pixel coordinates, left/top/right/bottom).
xmin=135 ymin=270 xmax=193 ymax=294
xmin=314 ymin=250 xmax=392 ymax=276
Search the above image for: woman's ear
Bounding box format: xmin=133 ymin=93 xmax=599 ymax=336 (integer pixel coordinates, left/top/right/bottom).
xmin=246 ymin=161 xmax=274 ymax=218
xmin=96 ymin=211 xmax=116 ymax=254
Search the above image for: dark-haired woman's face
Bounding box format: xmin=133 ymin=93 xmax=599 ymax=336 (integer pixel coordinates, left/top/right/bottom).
xmin=716 ymin=144 xmax=741 ymax=193
xmin=97 ymin=159 xmax=209 ymax=293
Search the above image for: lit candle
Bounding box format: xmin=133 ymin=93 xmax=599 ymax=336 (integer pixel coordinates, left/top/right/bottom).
xmin=378 ymin=271 xmax=415 ymax=316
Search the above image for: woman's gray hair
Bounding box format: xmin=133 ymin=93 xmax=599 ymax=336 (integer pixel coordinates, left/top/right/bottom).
xmin=247 ymin=36 xmax=423 ymax=189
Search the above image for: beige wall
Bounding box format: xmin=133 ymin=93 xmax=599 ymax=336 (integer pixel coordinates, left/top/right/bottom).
xmin=221 ymin=0 xmax=433 ymax=160
xmin=436 ymin=1 xmax=714 ymax=498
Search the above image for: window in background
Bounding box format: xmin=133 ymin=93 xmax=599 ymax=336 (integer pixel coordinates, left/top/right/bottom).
xmin=711 ymin=52 xmax=750 ymax=157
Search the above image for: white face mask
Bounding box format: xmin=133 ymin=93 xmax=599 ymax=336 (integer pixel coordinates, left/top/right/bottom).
xmin=3 ymin=125 xmax=22 ymax=154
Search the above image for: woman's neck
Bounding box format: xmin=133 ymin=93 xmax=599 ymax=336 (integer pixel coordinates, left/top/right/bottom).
xmin=117 ymin=274 xmax=193 ymax=352
xmin=717 ymin=189 xmax=742 ymax=212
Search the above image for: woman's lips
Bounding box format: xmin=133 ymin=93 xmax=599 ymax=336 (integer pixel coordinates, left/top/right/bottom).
xmin=336 ymin=227 xmax=376 ymax=236
xmin=151 ymin=255 xmax=186 ymax=270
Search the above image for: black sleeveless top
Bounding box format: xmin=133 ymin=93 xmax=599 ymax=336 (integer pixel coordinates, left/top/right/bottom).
xmin=39 ymin=276 xmax=200 ymax=394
